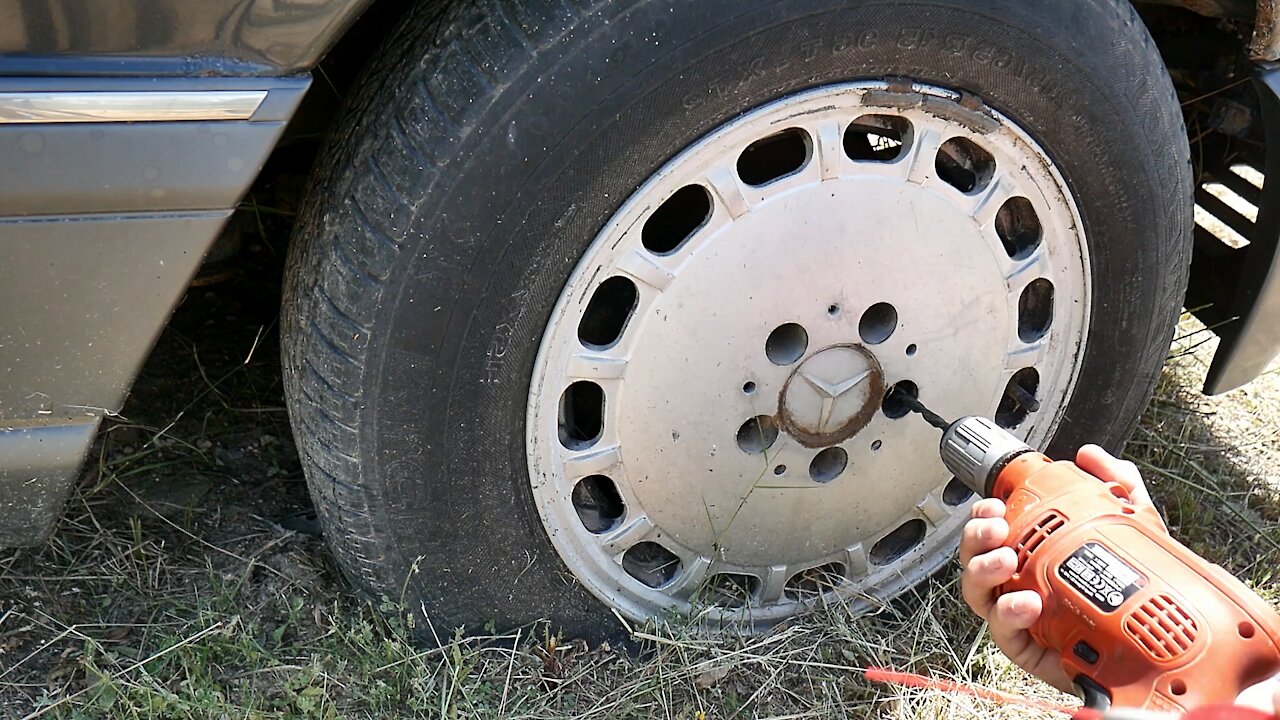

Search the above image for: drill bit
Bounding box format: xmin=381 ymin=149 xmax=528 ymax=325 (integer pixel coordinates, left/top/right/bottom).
xmin=888 ymin=386 xmax=951 ymax=430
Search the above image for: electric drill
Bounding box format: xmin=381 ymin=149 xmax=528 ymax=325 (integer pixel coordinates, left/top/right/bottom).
xmin=906 ymin=399 xmax=1280 ymax=712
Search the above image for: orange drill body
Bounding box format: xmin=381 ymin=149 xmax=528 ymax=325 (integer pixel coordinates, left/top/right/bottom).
xmin=995 ymin=452 xmax=1280 ymax=710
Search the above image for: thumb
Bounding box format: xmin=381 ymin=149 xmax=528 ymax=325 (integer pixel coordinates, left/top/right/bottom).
xmin=1076 ymin=444 xmax=1152 ymax=506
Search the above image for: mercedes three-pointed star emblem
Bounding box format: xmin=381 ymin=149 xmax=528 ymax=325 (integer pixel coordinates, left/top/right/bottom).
xmin=778 ymin=344 xmax=885 ymax=448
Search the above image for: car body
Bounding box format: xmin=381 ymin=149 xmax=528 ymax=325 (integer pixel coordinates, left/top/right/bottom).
xmin=1 ymin=0 xmax=1279 ymax=629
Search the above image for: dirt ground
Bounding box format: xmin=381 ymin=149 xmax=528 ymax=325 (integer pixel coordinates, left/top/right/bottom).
xmin=0 ymin=222 xmax=1278 ymax=718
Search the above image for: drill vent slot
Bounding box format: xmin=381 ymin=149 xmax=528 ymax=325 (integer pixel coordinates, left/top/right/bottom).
xmin=1015 ymin=512 xmax=1065 ymax=572
xmin=1124 ymin=594 xmax=1198 ymax=661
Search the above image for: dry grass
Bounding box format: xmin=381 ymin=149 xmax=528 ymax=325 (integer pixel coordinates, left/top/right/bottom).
xmin=0 ymin=281 xmax=1277 ymax=719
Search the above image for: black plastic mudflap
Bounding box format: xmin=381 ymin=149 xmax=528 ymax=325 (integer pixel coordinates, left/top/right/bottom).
xmin=1188 ymin=64 xmax=1280 ymax=394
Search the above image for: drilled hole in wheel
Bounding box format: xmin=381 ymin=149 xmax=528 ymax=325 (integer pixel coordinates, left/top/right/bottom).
xmin=736 ymin=415 xmax=779 ymax=454
xmin=996 ymin=368 xmax=1040 ymax=429
xmin=809 ymin=447 xmax=848 ymax=483
xmin=1018 ymin=278 xmax=1054 ymax=342
xmin=784 ymin=562 xmax=847 ymax=600
xmin=881 ymin=381 xmax=919 ymax=419
xmin=1170 ymin=680 xmax=1187 ymax=697
xmin=558 ymin=381 xmax=604 ymax=450
xmin=765 ymin=323 xmax=808 ymax=365
xmin=642 ymin=184 xmax=712 ymax=255
xmin=995 ymin=196 xmax=1042 ymax=260
xmin=936 ymin=137 xmax=995 ymax=193
xmin=859 ymin=302 xmax=897 ymax=345
xmin=942 ymin=477 xmax=975 ymax=506
xmin=737 ymin=128 xmax=810 ymax=186
xmin=869 ymin=519 xmax=927 ymax=565
xmin=706 ymin=573 xmax=760 ymax=608
xmin=577 ymin=276 xmax=638 ymax=348
xmin=622 ymin=542 xmax=681 ymax=588
xmin=571 ymin=475 xmax=625 ymax=534
xmin=844 ymin=114 xmax=912 ymax=162
xmin=905 ymin=343 xmax=917 ymax=356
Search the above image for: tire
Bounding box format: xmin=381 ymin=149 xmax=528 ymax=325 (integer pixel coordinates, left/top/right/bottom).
xmin=282 ymin=0 xmax=1191 ymax=638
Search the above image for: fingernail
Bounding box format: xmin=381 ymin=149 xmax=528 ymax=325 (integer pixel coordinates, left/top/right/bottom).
xmin=978 ymin=525 xmax=992 ymax=541
xmin=1009 ymin=597 xmax=1026 ymax=614
xmin=984 ymin=555 xmax=1002 ymax=571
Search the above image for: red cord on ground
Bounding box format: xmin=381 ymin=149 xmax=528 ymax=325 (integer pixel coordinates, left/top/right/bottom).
xmin=863 ymin=666 xmax=1080 ymax=715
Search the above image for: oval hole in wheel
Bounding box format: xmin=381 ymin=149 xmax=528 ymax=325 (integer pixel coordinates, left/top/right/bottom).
xmin=737 ymin=128 xmax=811 ymax=186
xmin=622 ymin=542 xmax=681 ymax=588
xmin=558 ymin=381 xmax=605 ymax=450
xmin=571 ymin=475 xmax=625 ymax=533
xmin=577 ymin=276 xmax=638 ymax=348
xmin=870 ymin=519 xmax=926 ymax=565
xmin=995 ymin=196 xmax=1042 ymax=259
xmin=942 ymin=477 xmax=975 ymax=506
xmin=784 ymin=562 xmax=847 ymax=600
xmin=706 ymin=573 xmax=760 ymax=608
xmin=996 ymin=368 xmax=1040 ymax=429
xmin=642 ymin=184 xmax=712 ymax=255
xmin=1017 ymin=278 xmax=1054 ymax=342
xmin=936 ymin=137 xmax=995 ymax=193
xmin=844 ymin=114 xmax=912 ymax=162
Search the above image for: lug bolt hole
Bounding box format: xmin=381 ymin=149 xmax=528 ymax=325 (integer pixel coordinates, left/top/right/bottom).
xmin=736 ymin=415 xmax=779 ymax=454
xmin=765 ymin=323 xmax=809 ymax=365
xmin=827 ymin=304 xmax=841 ymax=317
xmin=809 ymin=447 xmax=848 ymax=483
xmin=773 ymin=464 xmax=787 ymax=476
xmin=881 ymin=380 xmax=919 ymax=419
xmin=905 ymin=343 xmax=917 ymax=356
xmin=859 ymin=302 xmax=898 ymax=345
xmin=871 ymin=439 xmax=882 ymax=451
xmin=742 ymin=381 xmax=757 ymax=395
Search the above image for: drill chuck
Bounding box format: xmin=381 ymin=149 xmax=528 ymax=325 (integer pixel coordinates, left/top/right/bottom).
xmin=940 ymin=416 xmax=1033 ymax=497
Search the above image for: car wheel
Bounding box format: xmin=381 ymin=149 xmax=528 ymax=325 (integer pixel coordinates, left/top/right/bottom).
xmin=282 ymin=0 xmax=1191 ymax=635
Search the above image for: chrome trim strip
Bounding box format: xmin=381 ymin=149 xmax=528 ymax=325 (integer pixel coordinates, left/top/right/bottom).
xmin=0 ymin=91 xmax=267 ymax=124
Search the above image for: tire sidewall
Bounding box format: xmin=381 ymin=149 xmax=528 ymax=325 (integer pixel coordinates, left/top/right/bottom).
xmin=339 ymin=0 xmax=1187 ymax=632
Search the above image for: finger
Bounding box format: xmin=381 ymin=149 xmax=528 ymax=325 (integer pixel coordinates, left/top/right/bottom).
xmin=987 ymin=626 xmax=1076 ymax=694
xmin=960 ymin=546 xmax=1016 ymax=619
xmin=985 ymin=591 xmax=1076 ymax=693
xmin=1076 ymin=444 xmax=1152 ymax=506
xmin=992 ymin=589 xmax=1042 ymax=630
xmin=970 ymin=498 xmax=1006 ymax=520
xmin=959 ymin=516 xmax=1008 ymax=566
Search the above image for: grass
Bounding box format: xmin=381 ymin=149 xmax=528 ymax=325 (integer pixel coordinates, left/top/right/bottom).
xmin=1 ymin=232 xmax=1278 ymax=720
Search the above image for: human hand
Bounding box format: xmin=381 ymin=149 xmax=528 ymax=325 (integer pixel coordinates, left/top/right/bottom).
xmin=1234 ymin=673 xmax=1280 ymax=717
xmin=958 ymin=444 xmax=1152 ymax=695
